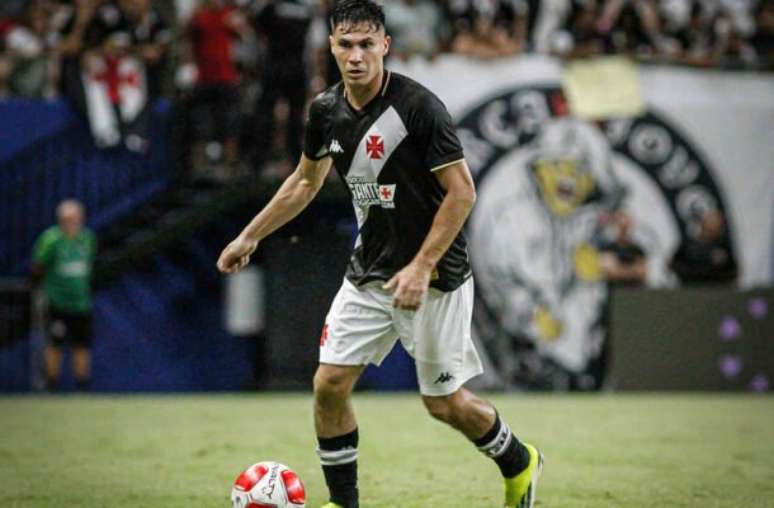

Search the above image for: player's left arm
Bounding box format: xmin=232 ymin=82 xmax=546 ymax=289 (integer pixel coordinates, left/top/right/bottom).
xmin=383 ymin=160 xmax=476 ymax=310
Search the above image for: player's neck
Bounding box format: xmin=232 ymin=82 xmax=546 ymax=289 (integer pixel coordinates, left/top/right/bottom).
xmin=344 ymin=68 xmax=385 ymax=111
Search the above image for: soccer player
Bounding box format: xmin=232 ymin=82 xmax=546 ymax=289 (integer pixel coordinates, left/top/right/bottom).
xmin=32 ymin=199 xmax=97 ymax=391
xmin=217 ymin=1 xmax=543 ymax=506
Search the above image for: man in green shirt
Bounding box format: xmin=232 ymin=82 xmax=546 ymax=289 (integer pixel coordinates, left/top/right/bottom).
xmin=32 ymin=200 xmax=97 ymax=391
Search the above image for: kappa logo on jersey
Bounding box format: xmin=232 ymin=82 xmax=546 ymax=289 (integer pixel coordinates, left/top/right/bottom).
xmin=366 ymin=134 xmax=385 ymax=159
xmin=348 ymin=178 xmax=397 ymax=209
xmin=329 ymin=139 xmax=344 ymax=154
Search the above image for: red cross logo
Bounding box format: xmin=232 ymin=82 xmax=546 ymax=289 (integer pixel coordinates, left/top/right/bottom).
xmin=366 ymin=135 xmax=385 ymax=160
xmin=380 ymin=186 xmax=392 ymax=200
xmin=92 ymin=56 xmax=140 ymax=104
xmin=319 ymin=324 xmax=329 ymax=347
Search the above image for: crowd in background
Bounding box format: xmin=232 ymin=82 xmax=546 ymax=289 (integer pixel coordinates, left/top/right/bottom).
xmin=1 ymin=0 xmax=772 ymax=176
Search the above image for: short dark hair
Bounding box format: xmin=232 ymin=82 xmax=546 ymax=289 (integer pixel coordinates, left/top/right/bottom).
xmin=329 ymin=0 xmax=385 ymax=33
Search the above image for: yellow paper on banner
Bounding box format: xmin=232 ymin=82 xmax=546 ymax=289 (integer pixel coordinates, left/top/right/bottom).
xmin=563 ymin=57 xmax=644 ymax=119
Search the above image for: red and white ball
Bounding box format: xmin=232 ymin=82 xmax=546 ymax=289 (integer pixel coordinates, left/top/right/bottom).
xmin=231 ymin=461 xmax=306 ymax=508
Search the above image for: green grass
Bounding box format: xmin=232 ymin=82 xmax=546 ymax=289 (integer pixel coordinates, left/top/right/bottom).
xmin=1 ymin=394 xmax=773 ymax=507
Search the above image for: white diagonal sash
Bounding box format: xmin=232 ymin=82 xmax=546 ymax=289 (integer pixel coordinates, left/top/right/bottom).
xmin=347 ymin=106 xmax=408 ymax=247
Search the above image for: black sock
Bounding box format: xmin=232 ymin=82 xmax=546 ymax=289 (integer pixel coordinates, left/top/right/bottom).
xmin=317 ymin=428 xmax=359 ymax=508
xmin=473 ymin=412 xmax=530 ymax=478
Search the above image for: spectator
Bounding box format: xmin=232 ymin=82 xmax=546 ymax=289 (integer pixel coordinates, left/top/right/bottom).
xmin=671 ymin=1 xmax=725 ymax=66
xmin=3 ymin=0 xmax=58 ymax=98
xmin=597 ymin=0 xmax=666 ymax=58
xmin=549 ymin=0 xmax=607 ymax=58
xmin=750 ymin=0 xmax=774 ymax=68
xmin=670 ymin=209 xmax=738 ymax=285
xmin=116 ymin=0 xmax=172 ymax=98
xmin=249 ymin=0 xmax=312 ymax=174
xmin=717 ymin=12 xmax=757 ymax=68
xmin=184 ymin=0 xmax=250 ymax=177
xmin=384 ymin=0 xmax=445 ymax=60
xmin=447 ymin=0 xmax=526 ymax=59
xmin=0 ymin=32 xmax=12 ymax=98
xmin=49 ymin=0 xmax=102 ymax=123
xmin=307 ymin=0 xmax=340 ymax=89
xmin=31 ymin=200 xmax=97 ymax=392
xmin=597 ymin=210 xmax=647 ymax=285
xmin=75 ymin=0 xmax=171 ymax=151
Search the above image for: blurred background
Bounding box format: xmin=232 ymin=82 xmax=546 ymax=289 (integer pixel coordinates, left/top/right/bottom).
xmin=0 ymin=0 xmax=772 ymax=394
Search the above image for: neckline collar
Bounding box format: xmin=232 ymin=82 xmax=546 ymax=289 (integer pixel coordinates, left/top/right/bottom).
xmin=343 ymin=70 xmax=391 ymax=115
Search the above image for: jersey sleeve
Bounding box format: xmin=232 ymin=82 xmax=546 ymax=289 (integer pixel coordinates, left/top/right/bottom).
xmin=32 ymin=228 xmax=56 ymax=266
xmin=87 ymin=229 xmax=98 ymax=263
xmin=302 ymin=93 xmax=330 ymax=161
xmin=411 ymin=93 xmax=465 ymax=172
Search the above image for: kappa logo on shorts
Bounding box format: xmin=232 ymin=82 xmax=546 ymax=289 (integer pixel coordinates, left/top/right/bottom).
xmin=434 ymin=372 xmax=455 ymax=384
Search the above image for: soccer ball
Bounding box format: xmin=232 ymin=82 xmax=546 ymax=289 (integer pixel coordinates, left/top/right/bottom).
xmin=231 ymin=461 xmax=306 ymax=508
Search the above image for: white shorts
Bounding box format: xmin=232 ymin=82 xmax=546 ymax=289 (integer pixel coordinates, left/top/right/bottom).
xmin=319 ymin=277 xmax=483 ymax=396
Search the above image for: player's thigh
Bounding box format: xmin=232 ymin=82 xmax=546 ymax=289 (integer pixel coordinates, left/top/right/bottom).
xmin=320 ymin=279 xmax=398 ymax=367
xmin=46 ymin=309 xmax=69 ymax=348
xmin=402 ymin=278 xmax=483 ymax=396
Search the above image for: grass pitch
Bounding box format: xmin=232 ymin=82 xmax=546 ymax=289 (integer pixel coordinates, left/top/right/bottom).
xmin=1 ymin=393 xmax=773 ymax=507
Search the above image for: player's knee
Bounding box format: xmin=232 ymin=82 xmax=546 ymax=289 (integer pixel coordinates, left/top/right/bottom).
xmin=313 ymin=368 xmax=354 ymax=405
xmin=422 ymin=393 xmax=459 ymax=424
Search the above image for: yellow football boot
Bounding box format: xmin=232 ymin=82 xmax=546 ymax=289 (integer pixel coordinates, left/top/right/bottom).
xmin=504 ymin=443 xmax=544 ymax=508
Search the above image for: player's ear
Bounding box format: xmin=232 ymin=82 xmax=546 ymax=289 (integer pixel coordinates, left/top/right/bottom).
xmin=383 ymin=34 xmax=391 ymax=56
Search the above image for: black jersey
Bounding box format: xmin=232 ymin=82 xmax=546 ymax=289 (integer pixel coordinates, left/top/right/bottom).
xmin=303 ymin=71 xmax=471 ymax=292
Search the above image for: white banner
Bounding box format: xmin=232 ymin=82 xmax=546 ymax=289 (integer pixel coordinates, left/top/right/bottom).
xmin=392 ymin=55 xmax=774 ymax=387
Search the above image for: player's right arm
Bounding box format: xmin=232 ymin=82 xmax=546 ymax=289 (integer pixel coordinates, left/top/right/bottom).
xmin=216 ymin=155 xmax=332 ymax=274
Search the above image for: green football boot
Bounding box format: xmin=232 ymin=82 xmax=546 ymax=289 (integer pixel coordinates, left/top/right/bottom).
xmin=504 ymin=443 xmax=544 ymax=508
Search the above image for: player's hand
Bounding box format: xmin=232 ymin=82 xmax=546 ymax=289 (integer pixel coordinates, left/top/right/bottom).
xmin=383 ymin=262 xmax=432 ymax=310
xmin=217 ymin=235 xmax=258 ymax=274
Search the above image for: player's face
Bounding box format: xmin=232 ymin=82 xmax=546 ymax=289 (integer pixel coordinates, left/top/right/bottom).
xmin=330 ymin=22 xmax=390 ymax=89
xmin=58 ymin=206 xmax=84 ymax=237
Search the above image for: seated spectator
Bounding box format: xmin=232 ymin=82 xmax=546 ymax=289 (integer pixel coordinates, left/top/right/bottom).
xmin=670 ymin=209 xmax=738 ymax=285
xmin=385 ymin=0 xmax=444 ymax=61
xmin=447 ymin=0 xmax=526 ymax=59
